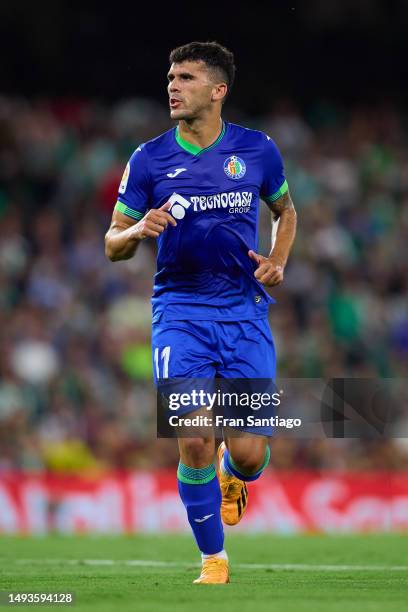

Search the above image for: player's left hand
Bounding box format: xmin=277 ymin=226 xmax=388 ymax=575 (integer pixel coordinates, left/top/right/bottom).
xmin=248 ymin=250 xmax=284 ymax=286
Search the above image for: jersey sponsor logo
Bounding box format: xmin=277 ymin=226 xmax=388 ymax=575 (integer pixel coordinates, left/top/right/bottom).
xmin=167 ymin=168 xmax=187 ymax=178
xmin=190 ymin=191 xmax=253 ymax=214
xmin=167 ymin=191 xmax=253 ymax=218
xmin=224 ymin=155 xmax=246 ymax=180
xmin=168 ymin=192 xmax=192 ymax=219
xmin=119 ymin=162 xmax=130 ymax=194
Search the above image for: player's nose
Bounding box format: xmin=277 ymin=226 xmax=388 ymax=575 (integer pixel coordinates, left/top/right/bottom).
xmin=168 ymin=79 xmax=180 ymax=93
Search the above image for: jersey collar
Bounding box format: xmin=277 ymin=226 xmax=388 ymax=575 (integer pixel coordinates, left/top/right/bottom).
xmin=175 ymin=121 xmax=226 ymax=156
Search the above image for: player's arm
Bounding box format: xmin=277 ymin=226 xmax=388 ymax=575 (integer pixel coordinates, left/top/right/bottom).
xmin=249 ymin=191 xmax=297 ymax=286
xmin=104 ymin=145 xmax=176 ymax=262
xmin=105 ymin=203 xmax=176 ymax=262
xmin=249 ymin=135 xmax=297 ymax=286
xmin=268 ymin=191 xmax=297 ymax=272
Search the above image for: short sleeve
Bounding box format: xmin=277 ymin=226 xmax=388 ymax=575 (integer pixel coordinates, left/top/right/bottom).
xmin=114 ymin=144 xmax=150 ymax=221
xmin=260 ymin=134 xmax=288 ymax=204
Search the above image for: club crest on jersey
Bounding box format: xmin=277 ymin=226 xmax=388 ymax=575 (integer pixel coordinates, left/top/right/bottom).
xmin=224 ymin=155 xmax=246 ymax=180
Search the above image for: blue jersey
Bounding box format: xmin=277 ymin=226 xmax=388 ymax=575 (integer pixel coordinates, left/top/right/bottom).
xmin=115 ymin=121 xmax=288 ymax=322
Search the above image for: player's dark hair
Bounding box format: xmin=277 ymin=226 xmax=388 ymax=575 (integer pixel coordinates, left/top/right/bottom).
xmin=169 ymin=41 xmax=236 ymax=94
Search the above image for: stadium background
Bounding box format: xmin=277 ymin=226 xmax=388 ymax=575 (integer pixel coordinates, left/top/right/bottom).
xmin=0 ymin=0 xmax=408 ymax=534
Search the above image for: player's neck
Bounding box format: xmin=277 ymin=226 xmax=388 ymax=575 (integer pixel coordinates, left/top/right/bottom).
xmin=178 ymin=115 xmax=223 ymax=151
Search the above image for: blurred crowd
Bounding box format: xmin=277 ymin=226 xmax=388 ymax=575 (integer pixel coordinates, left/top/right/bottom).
xmin=0 ymin=96 xmax=407 ymax=472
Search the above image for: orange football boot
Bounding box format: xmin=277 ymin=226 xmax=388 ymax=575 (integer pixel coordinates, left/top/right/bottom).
xmin=217 ymin=442 xmax=248 ymax=526
xmin=193 ymin=557 xmax=230 ymax=584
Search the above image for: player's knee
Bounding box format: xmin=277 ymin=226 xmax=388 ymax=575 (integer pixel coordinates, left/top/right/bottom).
xmin=179 ymin=438 xmax=214 ymax=468
xmin=230 ymin=450 xmax=265 ymax=475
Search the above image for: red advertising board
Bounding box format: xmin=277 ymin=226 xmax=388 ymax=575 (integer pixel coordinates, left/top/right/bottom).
xmin=0 ymin=471 xmax=407 ymax=534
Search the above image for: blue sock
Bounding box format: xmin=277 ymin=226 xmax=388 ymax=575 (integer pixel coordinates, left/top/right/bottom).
xmin=223 ymin=446 xmax=270 ymax=482
xmin=177 ymin=462 xmax=224 ymax=555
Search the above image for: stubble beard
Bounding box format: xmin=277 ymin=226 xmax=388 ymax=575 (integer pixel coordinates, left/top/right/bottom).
xmin=170 ymin=98 xmax=210 ymax=123
xmin=170 ymin=106 xmax=196 ymax=122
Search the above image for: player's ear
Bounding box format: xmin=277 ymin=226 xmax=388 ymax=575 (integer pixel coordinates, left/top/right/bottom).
xmin=212 ymin=83 xmax=227 ymax=102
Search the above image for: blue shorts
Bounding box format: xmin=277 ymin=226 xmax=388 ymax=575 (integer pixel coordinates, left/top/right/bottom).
xmin=152 ymin=317 xmax=276 ymax=436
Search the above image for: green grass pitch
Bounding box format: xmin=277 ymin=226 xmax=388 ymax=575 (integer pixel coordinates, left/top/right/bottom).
xmin=0 ymin=534 xmax=406 ymax=611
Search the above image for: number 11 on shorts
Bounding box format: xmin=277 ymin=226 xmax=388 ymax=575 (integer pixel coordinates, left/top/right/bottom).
xmin=154 ymin=346 xmax=171 ymax=379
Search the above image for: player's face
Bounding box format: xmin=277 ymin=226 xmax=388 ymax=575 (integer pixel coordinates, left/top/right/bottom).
xmin=167 ymin=61 xmax=217 ymax=120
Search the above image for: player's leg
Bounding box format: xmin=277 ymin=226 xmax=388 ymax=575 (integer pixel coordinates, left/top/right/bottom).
xmin=177 ymin=429 xmax=221 ymax=556
xmin=177 ymin=431 xmax=229 ymax=583
xmin=222 ymin=433 xmax=269 ymax=480
xmin=152 ymin=319 xmax=228 ymax=583
xmin=217 ymin=433 xmax=270 ymax=525
xmin=216 ymin=319 xmax=275 ymax=525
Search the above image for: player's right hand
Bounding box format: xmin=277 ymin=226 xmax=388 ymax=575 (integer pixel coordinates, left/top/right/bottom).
xmin=130 ymin=202 xmax=177 ymax=240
